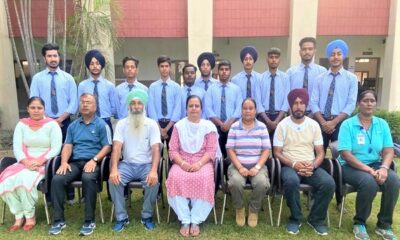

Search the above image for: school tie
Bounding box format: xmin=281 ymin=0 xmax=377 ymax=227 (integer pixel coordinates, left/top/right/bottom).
xmin=50 ymin=72 xmax=58 ymax=115
xmin=220 ymin=84 xmax=227 ymax=122
xmin=324 ymin=73 xmax=339 ymax=118
xmin=203 ymin=79 xmax=209 ymax=91
xmin=161 ymin=82 xmax=168 ymax=116
xmin=187 ymin=87 xmax=191 ymax=98
xmin=128 ymin=84 xmax=134 ymax=91
xmin=246 ymin=74 xmax=252 ymax=98
xmin=269 ymin=74 xmax=276 ymax=113
xmin=303 ymin=65 xmax=309 ymax=89
xmin=93 ymin=80 xmax=100 ymax=116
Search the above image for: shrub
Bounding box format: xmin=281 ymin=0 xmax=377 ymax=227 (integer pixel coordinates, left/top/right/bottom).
xmin=374 ymin=109 xmax=400 ymax=143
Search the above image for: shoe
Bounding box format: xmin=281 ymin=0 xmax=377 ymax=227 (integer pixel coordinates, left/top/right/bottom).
xmin=79 ymin=221 xmax=96 ymax=236
xmin=48 ymin=221 xmax=66 ymax=235
xmin=287 ymin=222 xmax=301 ymax=235
xmin=141 ymin=217 xmax=156 ymax=231
xmin=190 ymin=223 xmax=200 ymax=237
xmin=179 ymin=224 xmax=190 ymax=237
xmin=235 ymin=208 xmax=245 ymax=226
xmin=307 ymin=221 xmax=328 ymax=235
xmin=112 ymin=218 xmax=129 ymax=232
xmin=248 ymin=212 xmax=258 ymax=228
xmin=376 ymin=228 xmax=398 ymax=240
xmin=353 ymin=224 xmax=370 ymax=240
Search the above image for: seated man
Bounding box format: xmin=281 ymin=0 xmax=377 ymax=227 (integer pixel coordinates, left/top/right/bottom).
xmin=273 ymin=88 xmax=335 ymax=236
xmin=109 ymin=88 xmax=161 ymax=232
xmin=49 ymin=93 xmax=112 ymax=236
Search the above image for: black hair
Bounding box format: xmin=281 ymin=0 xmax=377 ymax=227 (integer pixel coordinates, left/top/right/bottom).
xmin=27 ymin=96 xmax=45 ymax=108
xmin=183 ymin=63 xmax=197 ymax=73
xmin=186 ymin=95 xmax=202 ymax=110
xmin=157 ymin=55 xmax=171 ymax=66
xmin=357 ymin=90 xmax=377 ymax=103
xmin=122 ymin=56 xmax=139 ymax=67
xmin=41 ymin=43 xmax=60 ymax=57
xmin=218 ymin=60 xmax=231 ymax=70
xmin=241 ymin=97 xmax=257 ymax=109
xmin=267 ymin=47 xmax=281 ymax=56
xmin=299 ymin=37 xmax=317 ymax=48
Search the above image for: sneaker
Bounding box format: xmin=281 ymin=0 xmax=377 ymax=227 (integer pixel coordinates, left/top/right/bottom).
xmin=79 ymin=221 xmax=96 ymax=236
xmin=48 ymin=221 xmax=66 ymax=235
xmin=287 ymin=222 xmax=301 ymax=235
xmin=141 ymin=217 xmax=156 ymax=231
xmin=353 ymin=224 xmax=370 ymax=240
xmin=112 ymin=218 xmax=130 ymax=232
xmin=376 ymin=228 xmax=398 ymax=240
xmin=307 ymin=221 xmax=328 ymax=236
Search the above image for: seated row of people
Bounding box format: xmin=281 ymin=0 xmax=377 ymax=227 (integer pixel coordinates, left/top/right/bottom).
xmin=0 ymin=88 xmax=398 ymax=239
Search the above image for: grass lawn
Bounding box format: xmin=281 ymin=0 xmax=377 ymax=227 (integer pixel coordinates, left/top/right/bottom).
xmin=0 ymin=159 xmax=399 ymax=240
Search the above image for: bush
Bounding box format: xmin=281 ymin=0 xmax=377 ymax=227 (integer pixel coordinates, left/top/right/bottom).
xmin=374 ymin=109 xmax=400 ymax=143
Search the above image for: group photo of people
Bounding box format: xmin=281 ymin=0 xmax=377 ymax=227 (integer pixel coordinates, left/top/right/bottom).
xmin=0 ymin=34 xmax=399 ymax=240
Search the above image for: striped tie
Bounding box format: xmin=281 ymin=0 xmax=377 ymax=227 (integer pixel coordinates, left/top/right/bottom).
xmin=303 ymin=65 xmax=309 ymax=89
xmin=269 ymin=74 xmax=276 ymax=113
xmin=220 ymin=84 xmax=227 ymax=122
xmin=50 ymin=72 xmax=58 ymax=115
xmin=161 ymin=82 xmax=168 ymax=116
xmin=93 ymin=80 xmax=100 ymax=116
xmin=187 ymin=87 xmax=191 ymax=98
xmin=324 ymin=73 xmax=338 ymax=118
xmin=203 ymin=80 xmax=209 ymax=91
xmin=246 ymin=74 xmax=252 ymax=98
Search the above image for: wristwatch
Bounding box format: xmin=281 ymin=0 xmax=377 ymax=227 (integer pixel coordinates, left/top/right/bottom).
xmin=93 ymin=157 xmax=99 ymax=162
xmin=255 ymin=164 xmax=261 ymax=170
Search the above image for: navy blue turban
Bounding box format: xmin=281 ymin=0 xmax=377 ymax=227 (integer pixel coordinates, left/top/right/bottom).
xmin=325 ymin=39 xmax=349 ymax=59
xmin=240 ymin=46 xmax=258 ymax=62
xmin=197 ymin=52 xmax=215 ymax=69
xmin=85 ymin=49 xmax=106 ymax=69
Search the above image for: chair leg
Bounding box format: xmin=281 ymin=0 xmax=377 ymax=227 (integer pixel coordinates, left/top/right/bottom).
xmin=156 ymin=199 xmax=160 ymax=224
xmin=220 ymin=193 xmax=227 ymax=224
xmin=1 ymin=202 xmax=5 ymax=224
xmin=277 ymin=195 xmax=284 ymax=227
xmin=338 ymin=196 xmax=346 ymax=228
xmin=167 ymin=205 xmax=171 ymax=223
xmin=43 ymin=194 xmax=50 ymax=225
xmin=267 ymin=195 xmax=273 ymax=226
xmin=110 ymin=203 xmax=114 ymax=223
xmin=98 ymin=193 xmax=104 ymax=224
xmin=327 ymin=209 xmax=330 ymax=227
xmin=213 ymin=206 xmax=218 ymax=224
xmin=78 ymin=188 xmax=82 ymax=208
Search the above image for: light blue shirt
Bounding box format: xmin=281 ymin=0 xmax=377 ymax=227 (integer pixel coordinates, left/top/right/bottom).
xmin=30 ymin=67 xmax=78 ymax=118
xmin=78 ymin=76 xmax=119 ymax=118
xmin=194 ymin=77 xmax=218 ymax=91
xmin=147 ymin=79 xmax=182 ymax=122
xmin=115 ymin=79 xmax=148 ymax=119
xmin=204 ymin=81 xmax=243 ymax=121
xmin=286 ymin=63 xmax=327 ymax=111
xmin=231 ymin=70 xmax=261 ymax=100
xmin=256 ymin=70 xmax=290 ymax=114
xmin=310 ymin=67 xmax=358 ymax=116
xmin=338 ymin=115 xmax=393 ymax=165
xmin=181 ymin=85 xmax=206 ymax=119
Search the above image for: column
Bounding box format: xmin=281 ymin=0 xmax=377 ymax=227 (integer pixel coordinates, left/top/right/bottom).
xmin=287 ymin=0 xmax=319 ymax=66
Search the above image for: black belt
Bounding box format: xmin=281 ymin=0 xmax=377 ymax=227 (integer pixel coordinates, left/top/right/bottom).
xmin=322 ymin=115 xmax=338 ymax=120
xmin=266 ymin=111 xmax=279 ymax=115
xmin=158 ymin=118 xmax=170 ymax=123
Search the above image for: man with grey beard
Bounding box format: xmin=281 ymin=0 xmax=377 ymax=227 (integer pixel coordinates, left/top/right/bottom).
xmin=108 ymin=88 xmax=161 ymax=232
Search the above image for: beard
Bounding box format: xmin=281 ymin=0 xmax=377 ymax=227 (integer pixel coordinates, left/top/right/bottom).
xmin=127 ymin=108 xmax=146 ymax=136
xmin=292 ymin=110 xmax=305 ymax=119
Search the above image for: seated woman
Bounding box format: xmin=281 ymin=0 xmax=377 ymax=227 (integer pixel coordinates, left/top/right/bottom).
xmin=338 ymin=90 xmax=400 ymax=240
xmin=166 ymin=95 xmax=218 ymax=237
xmin=0 ymin=97 xmax=62 ymax=231
xmin=226 ymin=98 xmax=271 ymax=227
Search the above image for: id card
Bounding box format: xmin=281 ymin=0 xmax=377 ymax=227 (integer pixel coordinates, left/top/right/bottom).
xmin=357 ymin=133 xmax=365 ymax=144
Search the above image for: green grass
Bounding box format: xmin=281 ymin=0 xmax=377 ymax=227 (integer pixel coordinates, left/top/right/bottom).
xmin=0 ymin=159 xmax=399 ymax=240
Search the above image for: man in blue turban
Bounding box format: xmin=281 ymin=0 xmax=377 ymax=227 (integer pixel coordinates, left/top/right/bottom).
xmin=232 ymin=46 xmax=261 ymax=100
xmin=309 ymin=39 xmax=358 ymax=213
xmin=195 ymin=52 xmax=218 ymax=91
xmin=78 ymin=49 xmax=118 ymax=132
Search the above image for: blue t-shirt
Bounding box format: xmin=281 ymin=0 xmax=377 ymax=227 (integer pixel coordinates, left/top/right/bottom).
xmin=65 ymin=116 xmax=112 ymax=161
xmin=338 ymin=114 xmax=393 ymax=165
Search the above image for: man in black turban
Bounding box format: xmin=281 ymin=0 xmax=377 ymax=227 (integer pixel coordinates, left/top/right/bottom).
xmin=194 ymin=52 xmax=218 ymax=91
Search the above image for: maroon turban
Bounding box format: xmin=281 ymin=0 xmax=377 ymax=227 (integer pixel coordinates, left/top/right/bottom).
xmin=288 ymin=88 xmax=309 ymax=108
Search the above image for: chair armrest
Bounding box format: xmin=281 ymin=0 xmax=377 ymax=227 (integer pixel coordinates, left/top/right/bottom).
xmin=158 ymin=156 xmax=163 ymax=183
xmin=266 ymin=157 xmax=275 ymax=193
xmin=332 ymin=158 xmax=343 ymax=195
xmin=41 ymin=157 xmax=56 ymax=194
xmin=320 ymin=158 xmax=334 ymax=176
xmin=51 ymin=156 xmax=62 ymax=175
xmin=0 ymin=157 xmax=17 ymax=173
xmin=275 ymin=158 xmax=282 ymax=193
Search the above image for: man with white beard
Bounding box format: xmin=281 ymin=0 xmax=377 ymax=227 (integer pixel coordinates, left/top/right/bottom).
xmin=108 ymin=88 xmax=161 ymax=232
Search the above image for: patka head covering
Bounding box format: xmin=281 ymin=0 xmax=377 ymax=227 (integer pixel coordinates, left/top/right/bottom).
xmin=240 ymin=46 xmax=258 ymax=62
xmin=325 ymin=39 xmax=349 ymax=59
xmin=197 ymin=52 xmax=216 ymax=69
xmin=126 ymin=88 xmax=148 ymax=107
xmin=85 ymin=49 xmax=106 ymax=69
xmin=288 ymin=88 xmax=309 ymax=108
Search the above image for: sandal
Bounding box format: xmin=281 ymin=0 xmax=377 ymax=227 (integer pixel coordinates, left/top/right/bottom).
xmin=23 ymin=216 xmax=36 ymax=231
xmin=190 ymin=223 xmax=200 ymax=237
xmin=8 ymin=218 xmax=25 ymax=232
xmin=179 ymin=224 xmax=190 ymax=237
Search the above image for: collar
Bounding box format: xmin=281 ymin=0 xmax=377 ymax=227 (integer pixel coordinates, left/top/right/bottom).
xmin=327 ymin=67 xmax=345 ymax=76
xmin=47 ymin=67 xmax=61 ymax=74
xmin=89 ymin=75 xmax=104 ymax=82
xmin=238 ymin=118 xmax=260 ymax=130
xmin=125 ymin=79 xmax=138 ymax=85
xmin=352 ymin=114 xmax=378 ymax=127
xmin=78 ymin=115 xmax=98 ymax=125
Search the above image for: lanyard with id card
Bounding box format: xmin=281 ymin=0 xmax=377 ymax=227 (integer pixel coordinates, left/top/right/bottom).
xmin=357 ymin=133 xmax=365 ymax=145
